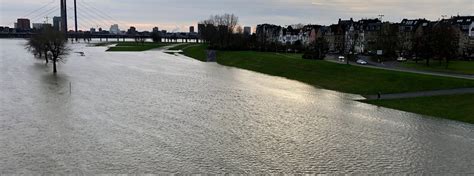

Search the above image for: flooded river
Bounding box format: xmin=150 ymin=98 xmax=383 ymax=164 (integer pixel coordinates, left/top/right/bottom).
xmin=0 ymin=39 xmax=473 ymax=174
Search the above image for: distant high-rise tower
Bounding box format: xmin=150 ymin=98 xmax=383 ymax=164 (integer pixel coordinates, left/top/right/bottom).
xmin=189 ymin=26 xmax=195 ymax=33
xmin=53 ymin=16 xmax=62 ymax=31
xmin=244 ymin=26 xmax=251 ymax=35
xmin=110 ymin=24 xmax=120 ymax=34
xmin=16 ymin=18 xmax=31 ymax=31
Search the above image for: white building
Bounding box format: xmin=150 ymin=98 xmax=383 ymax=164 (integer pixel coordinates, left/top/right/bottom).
xmin=110 ymin=24 xmax=120 ymax=34
xmin=278 ymin=27 xmax=304 ymax=45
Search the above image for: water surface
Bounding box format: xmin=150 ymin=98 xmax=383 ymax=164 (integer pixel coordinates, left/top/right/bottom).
xmin=1 ymin=39 xmax=473 ymax=174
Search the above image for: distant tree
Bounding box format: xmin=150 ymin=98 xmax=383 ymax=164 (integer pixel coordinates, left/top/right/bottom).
xmin=198 ymin=14 xmax=240 ymax=49
xmin=430 ymin=23 xmax=459 ymax=68
xmin=398 ymin=31 xmax=413 ymax=57
xmin=235 ymin=26 xmax=243 ymax=34
xmin=151 ymin=32 xmax=162 ymax=43
xmin=413 ymin=29 xmax=432 ymax=65
xmin=293 ymin=40 xmax=303 ymax=53
xmin=135 ymin=35 xmax=146 ymax=45
xmin=413 ymin=23 xmax=459 ymax=67
xmin=466 ymin=44 xmax=474 ymax=60
xmin=291 ymin=24 xmax=305 ymax=29
xmin=285 ymin=41 xmax=292 ymax=52
xmin=346 ymin=32 xmax=359 ymax=64
xmin=303 ymin=37 xmax=329 ymax=60
xmin=374 ymin=23 xmax=399 ymax=59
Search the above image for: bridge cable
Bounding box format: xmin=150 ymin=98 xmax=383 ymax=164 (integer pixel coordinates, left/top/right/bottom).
xmin=79 ymin=0 xmax=129 ymax=28
xmin=21 ymin=0 xmax=57 ymax=18
xmin=66 ymin=6 xmax=96 ymax=29
xmin=69 ymin=5 xmax=108 ymax=27
xmin=80 ymin=0 xmax=126 ymax=25
xmin=71 ymin=5 xmax=109 ymax=29
xmin=77 ymin=1 xmax=120 ymax=28
xmin=31 ymin=6 xmax=60 ymax=23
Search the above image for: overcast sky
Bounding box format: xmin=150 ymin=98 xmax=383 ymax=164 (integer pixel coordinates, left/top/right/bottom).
xmin=0 ymin=0 xmax=472 ymax=32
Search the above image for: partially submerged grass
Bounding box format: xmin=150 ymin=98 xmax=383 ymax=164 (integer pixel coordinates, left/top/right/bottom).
xmin=107 ymin=42 xmax=169 ymax=52
xmin=168 ymin=43 xmax=199 ymax=50
xmin=364 ymin=94 xmax=474 ymax=124
xmin=106 ymin=42 xmax=170 ymax=52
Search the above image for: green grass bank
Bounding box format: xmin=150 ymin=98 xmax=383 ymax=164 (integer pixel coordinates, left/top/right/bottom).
xmin=402 ymin=60 xmax=474 ymax=75
xmin=182 ymin=45 xmax=474 ymax=95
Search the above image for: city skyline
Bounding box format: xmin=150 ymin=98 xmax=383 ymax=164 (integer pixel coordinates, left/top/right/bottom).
xmin=1 ymin=0 xmax=473 ymax=32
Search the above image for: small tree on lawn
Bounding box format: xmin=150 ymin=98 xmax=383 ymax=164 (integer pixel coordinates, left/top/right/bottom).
xmin=151 ymin=32 xmax=162 ymax=43
xmin=430 ymin=23 xmax=459 ymax=69
xmin=303 ymin=37 xmax=329 ymax=60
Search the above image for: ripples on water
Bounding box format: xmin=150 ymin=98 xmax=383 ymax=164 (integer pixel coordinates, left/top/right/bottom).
xmin=0 ymin=39 xmax=473 ymax=174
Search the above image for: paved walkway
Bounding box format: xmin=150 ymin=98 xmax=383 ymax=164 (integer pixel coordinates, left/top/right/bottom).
xmin=149 ymin=43 xmax=185 ymax=51
xmin=324 ymin=56 xmax=474 ymax=80
xmin=363 ymin=88 xmax=474 ymax=100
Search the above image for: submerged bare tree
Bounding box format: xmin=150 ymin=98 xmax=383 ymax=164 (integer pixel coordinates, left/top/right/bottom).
xmin=26 ymin=34 xmax=49 ymax=63
xmin=26 ymin=27 xmax=69 ymax=73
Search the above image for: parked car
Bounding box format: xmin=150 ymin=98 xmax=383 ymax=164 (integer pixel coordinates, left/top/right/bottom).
xmin=356 ymin=59 xmax=368 ymax=65
xmin=397 ymin=57 xmax=407 ymax=62
xmin=338 ymin=56 xmax=345 ymax=61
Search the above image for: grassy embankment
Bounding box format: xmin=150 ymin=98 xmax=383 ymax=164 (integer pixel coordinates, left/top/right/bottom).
xmin=106 ymin=42 xmax=171 ymax=52
xmin=183 ymin=45 xmax=474 ymax=95
xmin=164 ymin=44 xmax=201 ymax=55
xmin=402 ymin=60 xmax=474 ymax=75
xmin=168 ymin=43 xmax=199 ymax=50
xmin=181 ymin=44 xmax=209 ymax=61
xmin=182 ymin=44 xmax=474 ymax=123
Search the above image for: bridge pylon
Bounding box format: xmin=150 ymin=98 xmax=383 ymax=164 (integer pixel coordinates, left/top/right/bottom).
xmin=60 ymin=0 xmax=67 ymax=33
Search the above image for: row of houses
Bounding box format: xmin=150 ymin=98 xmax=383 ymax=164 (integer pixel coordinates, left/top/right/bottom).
xmin=256 ymin=16 xmax=474 ymax=56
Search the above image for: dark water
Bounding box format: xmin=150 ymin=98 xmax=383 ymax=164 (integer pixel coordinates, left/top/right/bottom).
xmin=1 ymin=39 xmax=473 ymax=174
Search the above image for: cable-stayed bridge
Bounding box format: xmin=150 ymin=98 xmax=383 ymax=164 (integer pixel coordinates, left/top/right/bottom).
xmin=1 ymin=0 xmax=200 ymax=43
